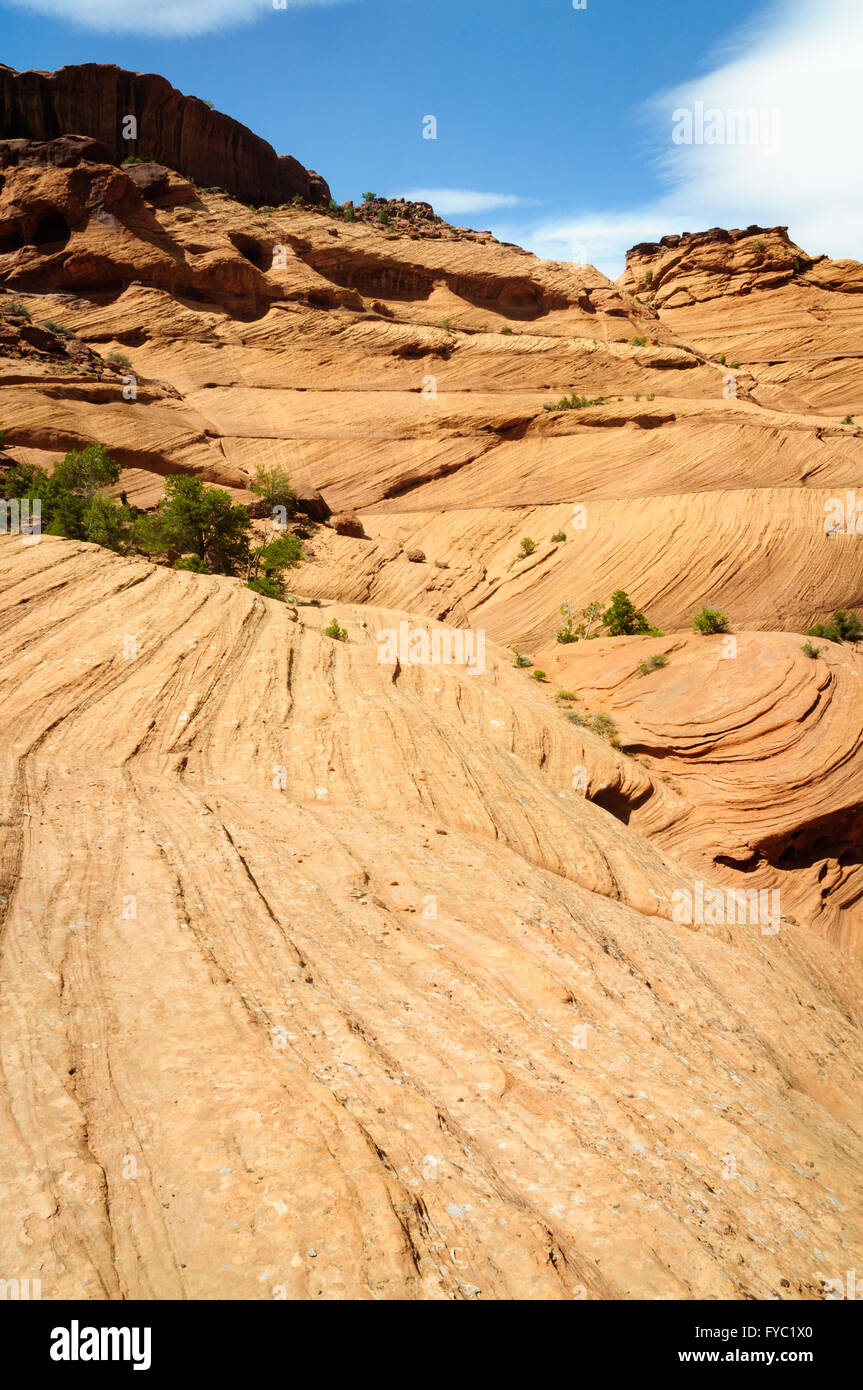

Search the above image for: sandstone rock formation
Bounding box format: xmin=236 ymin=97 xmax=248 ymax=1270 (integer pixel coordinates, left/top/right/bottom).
xmin=0 ymin=63 xmax=330 ymax=207
xmin=1 ymin=86 xmax=862 ymax=1303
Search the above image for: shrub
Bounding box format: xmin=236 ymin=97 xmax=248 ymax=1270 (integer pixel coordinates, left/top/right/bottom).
xmin=512 ymin=649 xmax=532 ymax=668
xmin=121 ymin=155 xmax=143 ymax=166
xmin=141 ymin=475 xmax=252 ymax=575
xmin=544 ymin=392 xmax=605 ymax=412
xmin=251 ymin=464 xmax=297 ymax=516
xmin=324 ymin=618 xmax=348 ymax=641
xmin=566 ymin=711 xmax=587 ymax=725
xmin=808 ymin=610 xmax=863 ymax=643
xmin=793 ymin=256 xmax=803 ymax=274
xmin=602 ymin=589 xmax=651 ymax=636
xmin=43 ymin=319 xmax=76 ymax=339
xmin=632 ymin=336 xmax=647 ymax=347
xmin=550 ymin=530 xmax=566 ymax=543
xmin=106 ymin=350 xmax=132 ymax=371
xmin=531 ymin=668 xmax=546 ymax=681
xmin=362 ymin=192 xmax=377 ymax=203
xmin=555 ymin=690 xmax=578 ymax=702
xmin=518 ymin=536 xmax=536 ymax=558
xmin=174 ymin=555 xmax=208 ymax=573
xmin=247 ymin=575 xmax=284 ymax=599
xmin=644 ymin=270 xmax=653 ymax=285
xmin=802 ymin=640 xmax=823 ymax=658
xmin=637 ymin=652 xmax=668 ymax=676
xmin=692 ymin=606 xmax=729 ymax=634
xmin=4 ymin=297 xmax=31 ymax=321
xmin=842 ymin=415 xmax=853 ymax=425
xmin=501 ymin=325 xmax=513 ymax=335
xmin=591 ymin=713 xmax=618 ymax=742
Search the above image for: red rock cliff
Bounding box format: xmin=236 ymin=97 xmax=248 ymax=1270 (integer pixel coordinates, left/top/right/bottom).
xmin=0 ymin=62 xmax=330 ymax=207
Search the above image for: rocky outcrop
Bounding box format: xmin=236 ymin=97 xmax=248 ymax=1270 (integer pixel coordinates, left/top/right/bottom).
xmin=0 ymin=63 xmax=330 ymax=207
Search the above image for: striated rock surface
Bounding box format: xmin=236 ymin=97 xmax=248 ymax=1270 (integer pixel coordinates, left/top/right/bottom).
xmin=0 ymin=536 xmax=860 ymax=1300
xmin=1 ymin=84 xmax=863 ymax=1302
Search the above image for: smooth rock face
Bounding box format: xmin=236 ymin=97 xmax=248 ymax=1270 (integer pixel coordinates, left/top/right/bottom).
xmin=1 ymin=85 xmax=863 ymax=1303
xmin=0 ymin=63 xmax=330 ymax=206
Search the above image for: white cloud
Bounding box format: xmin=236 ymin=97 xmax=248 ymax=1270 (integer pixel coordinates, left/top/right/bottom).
xmin=5 ymin=0 xmax=348 ymax=36
xmin=398 ymin=189 xmax=540 ymax=216
xmin=514 ymin=0 xmax=863 ymax=278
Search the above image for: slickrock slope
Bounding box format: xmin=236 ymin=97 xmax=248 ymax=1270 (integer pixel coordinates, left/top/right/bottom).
xmin=2 ymin=85 xmax=863 ymax=1301
xmin=0 ymin=536 xmax=861 ymax=1300
xmin=544 ymin=631 xmax=863 ymax=952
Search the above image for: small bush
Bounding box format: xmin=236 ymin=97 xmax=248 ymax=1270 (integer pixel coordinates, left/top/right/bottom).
xmin=637 ymin=652 xmax=668 ymax=676
xmin=602 ymin=590 xmax=651 ymax=636
xmin=531 ymin=669 xmax=546 ymax=681
xmin=842 ymin=415 xmax=854 ymax=425
xmin=632 ymin=336 xmax=647 ymax=347
xmin=324 ymin=618 xmax=349 ymax=641
xmin=247 ymin=575 xmax=284 ymax=599
xmin=501 ymin=325 xmax=513 ymax=335
xmin=174 ymin=555 xmax=208 ymax=573
xmin=692 ymin=607 xmax=730 ymax=634
xmin=122 ymin=155 xmax=143 ymax=166
xmin=512 ymin=649 xmax=532 ymax=668
xmin=518 ymin=536 xmax=536 ymax=558
xmin=555 ymin=690 xmax=578 ymax=702
xmin=43 ymin=319 xmax=76 ymax=339
xmin=591 ymin=713 xmax=618 ymax=742
xmin=544 ymin=392 xmax=605 ymax=412
xmin=802 ymin=640 xmax=823 ymax=658
xmin=644 ymin=270 xmax=653 ymax=285
xmin=362 ymin=191 xmax=377 ymax=203
xmin=4 ymin=297 xmax=31 ymax=321
xmin=808 ymin=610 xmax=863 ymax=644
xmin=566 ymin=711 xmax=587 ymax=725
xmin=107 ymin=350 xmax=132 ymax=371
xmin=550 ymin=530 xmax=566 ymax=543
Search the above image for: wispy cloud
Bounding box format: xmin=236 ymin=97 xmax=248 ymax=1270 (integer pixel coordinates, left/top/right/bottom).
xmin=398 ymin=189 xmax=540 ymax=217
xmin=512 ymin=0 xmax=863 ymax=278
xmin=4 ymin=0 xmax=349 ymax=37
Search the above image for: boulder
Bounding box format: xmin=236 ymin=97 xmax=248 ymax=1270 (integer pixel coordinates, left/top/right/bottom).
xmin=406 ymin=547 xmax=426 ymax=563
xmin=331 ymin=512 xmax=366 ymax=539
xmin=295 ymin=487 xmax=331 ymax=522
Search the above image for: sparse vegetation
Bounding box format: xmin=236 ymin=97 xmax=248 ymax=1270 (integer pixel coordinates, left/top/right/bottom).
xmin=550 ymin=530 xmax=566 ymax=543
xmin=106 ymin=350 xmax=132 ymax=371
xmin=843 ymin=415 xmax=854 ymax=425
xmin=4 ymin=297 xmax=31 ymax=321
xmin=544 ymin=392 xmax=606 ymax=412
xmin=43 ymin=319 xmax=77 ymax=340
xmin=531 ymin=669 xmax=547 ymax=681
xmin=692 ymin=606 xmax=730 ymax=634
xmin=591 ymin=713 xmax=619 ymax=744
xmin=324 ymin=618 xmax=349 ymax=641
xmin=802 ymin=640 xmax=823 ymax=658
xmin=518 ymin=536 xmax=536 ymax=558
xmin=512 ymin=649 xmax=532 ymax=668
xmin=250 ymin=464 xmax=297 ymax=516
xmin=122 ymin=155 xmax=143 ymax=166
xmin=555 ymin=690 xmax=578 ymax=702
xmin=501 ymin=325 xmax=513 ymax=335
xmin=637 ymin=652 xmax=668 ymax=676
xmin=602 ymin=590 xmax=651 ymax=637
xmin=807 ymin=610 xmax=863 ymax=644
xmin=632 ymin=336 xmax=647 ymax=347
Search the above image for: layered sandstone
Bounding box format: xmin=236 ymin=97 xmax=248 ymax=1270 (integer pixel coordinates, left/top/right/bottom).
xmin=1 ymin=92 xmax=862 ymax=1302
xmin=0 ymin=63 xmax=330 ymax=206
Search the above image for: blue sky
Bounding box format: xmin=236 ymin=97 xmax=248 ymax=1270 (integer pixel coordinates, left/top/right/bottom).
xmin=2 ymin=0 xmax=860 ymax=276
